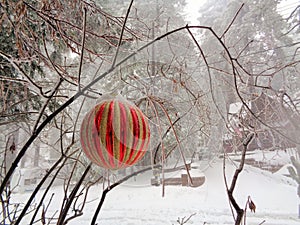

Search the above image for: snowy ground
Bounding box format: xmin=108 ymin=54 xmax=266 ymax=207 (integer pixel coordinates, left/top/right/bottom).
xmin=11 ymin=157 xmax=299 ymax=225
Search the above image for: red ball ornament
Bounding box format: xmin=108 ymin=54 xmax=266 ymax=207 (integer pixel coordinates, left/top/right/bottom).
xmin=80 ymin=96 xmax=150 ymax=170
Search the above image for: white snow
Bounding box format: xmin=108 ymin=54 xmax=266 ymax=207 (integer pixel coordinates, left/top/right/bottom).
xmin=228 ymin=149 xmax=295 ymax=166
xmin=10 ymin=156 xmax=300 ymax=225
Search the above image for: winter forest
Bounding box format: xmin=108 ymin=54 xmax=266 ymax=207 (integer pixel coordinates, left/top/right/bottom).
xmin=0 ymin=0 xmax=300 ymax=224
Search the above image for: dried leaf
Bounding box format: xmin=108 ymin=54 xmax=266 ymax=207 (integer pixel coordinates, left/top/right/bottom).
xmin=249 ymin=199 xmax=256 ymax=213
xmin=9 ymin=142 xmax=16 ymax=153
xmin=41 ymin=205 xmax=46 ymax=224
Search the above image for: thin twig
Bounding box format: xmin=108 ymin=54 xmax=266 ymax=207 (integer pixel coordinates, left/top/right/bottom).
xmin=14 ymin=156 xmax=66 ymax=225
xmin=29 ymin=158 xmax=66 ymax=224
xmin=78 ymin=6 xmax=87 ymax=91
xmin=146 ymin=96 xmax=167 ymax=196
xmin=154 ymin=100 xmax=193 ymax=185
xmin=220 ymin=3 xmax=245 ymax=39
xmin=177 ymin=213 xmax=196 ymax=224
xmin=33 ymin=78 xmax=63 ymax=132
xmin=72 ymin=60 xmax=104 ymax=143
xmin=57 ymin=163 xmax=92 ymax=225
xmin=111 ymin=0 xmax=134 ymax=68
xmin=153 ymin=116 xmax=181 ymax=164
xmin=186 ymin=26 xmax=227 ymax=124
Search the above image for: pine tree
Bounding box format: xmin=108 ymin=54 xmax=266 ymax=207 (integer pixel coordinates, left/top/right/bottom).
xmin=0 ymin=0 xmax=43 ymax=124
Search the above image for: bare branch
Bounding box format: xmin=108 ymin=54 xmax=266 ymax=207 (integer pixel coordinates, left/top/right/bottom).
xmin=226 ymin=133 xmax=254 ymax=225
xmin=221 ymin=3 xmax=245 ymax=39
xmin=57 ymin=163 xmax=92 ymax=225
xmin=33 ymin=78 xmax=63 ymax=132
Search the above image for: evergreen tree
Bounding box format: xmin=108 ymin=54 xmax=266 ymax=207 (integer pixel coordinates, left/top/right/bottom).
xmin=0 ymin=0 xmax=43 ymax=124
